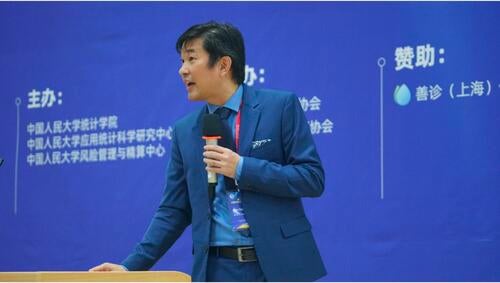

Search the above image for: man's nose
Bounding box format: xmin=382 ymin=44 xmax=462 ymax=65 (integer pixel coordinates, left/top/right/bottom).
xmin=178 ymin=64 xmax=188 ymax=77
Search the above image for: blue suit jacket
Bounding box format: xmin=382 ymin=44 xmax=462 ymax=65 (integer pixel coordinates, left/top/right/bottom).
xmin=122 ymin=85 xmax=327 ymax=281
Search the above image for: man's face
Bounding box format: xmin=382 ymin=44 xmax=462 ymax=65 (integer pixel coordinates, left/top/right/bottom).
xmin=178 ymin=38 xmax=220 ymax=102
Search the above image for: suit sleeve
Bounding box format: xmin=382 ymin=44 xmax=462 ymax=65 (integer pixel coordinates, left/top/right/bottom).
xmin=238 ymin=93 xmax=325 ymax=198
xmin=121 ymin=125 xmax=192 ymax=270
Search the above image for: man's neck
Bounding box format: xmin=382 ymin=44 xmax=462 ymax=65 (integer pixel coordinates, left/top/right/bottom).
xmin=207 ymin=82 xmax=239 ymax=106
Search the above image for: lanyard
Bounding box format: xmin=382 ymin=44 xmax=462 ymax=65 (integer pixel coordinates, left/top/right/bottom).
xmin=234 ymin=103 xmax=242 ymax=153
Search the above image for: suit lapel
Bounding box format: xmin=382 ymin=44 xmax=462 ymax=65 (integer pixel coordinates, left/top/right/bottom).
xmin=239 ymin=85 xmax=261 ymax=157
xmin=192 ymin=105 xmax=209 ymax=198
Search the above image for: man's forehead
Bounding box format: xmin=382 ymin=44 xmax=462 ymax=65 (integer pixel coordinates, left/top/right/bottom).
xmin=181 ymin=38 xmax=203 ymax=54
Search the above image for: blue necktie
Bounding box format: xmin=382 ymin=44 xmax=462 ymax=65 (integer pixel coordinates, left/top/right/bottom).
xmin=214 ymin=107 xmax=237 ymax=192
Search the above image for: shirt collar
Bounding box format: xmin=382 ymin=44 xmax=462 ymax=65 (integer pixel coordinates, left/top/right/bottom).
xmin=207 ymin=84 xmax=243 ymax=114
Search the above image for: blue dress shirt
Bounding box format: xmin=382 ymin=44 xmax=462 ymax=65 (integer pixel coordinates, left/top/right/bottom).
xmin=206 ymin=85 xmax=253 ymax=246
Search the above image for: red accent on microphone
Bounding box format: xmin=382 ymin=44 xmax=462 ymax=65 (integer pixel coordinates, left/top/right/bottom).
xmin=202 ymin=136 xmax=222 ymax=140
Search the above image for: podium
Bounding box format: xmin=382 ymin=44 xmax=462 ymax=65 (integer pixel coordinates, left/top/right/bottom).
xmin=0 ymin=271 xmax=191 ymax=282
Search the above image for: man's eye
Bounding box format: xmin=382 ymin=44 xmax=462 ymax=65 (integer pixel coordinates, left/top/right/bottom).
xmin=189 ymin=57 xmax=196 ymax=62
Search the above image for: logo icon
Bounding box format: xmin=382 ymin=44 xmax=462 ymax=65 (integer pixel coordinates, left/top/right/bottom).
xmin=394 ymin=84 xmax=411 ymax=106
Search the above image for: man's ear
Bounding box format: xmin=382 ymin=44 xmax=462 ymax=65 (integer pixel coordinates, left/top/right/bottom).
xmin=218 ymin=56 xmax=233 ymax=78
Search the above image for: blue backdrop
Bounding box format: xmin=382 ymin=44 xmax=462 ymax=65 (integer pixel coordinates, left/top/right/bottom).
xmin=1 ymin=2 xmax=499 ymax=281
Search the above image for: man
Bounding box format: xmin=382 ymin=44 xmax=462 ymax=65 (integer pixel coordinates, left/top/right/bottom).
xmin=90 ymin=21 xmax=326 ymax=281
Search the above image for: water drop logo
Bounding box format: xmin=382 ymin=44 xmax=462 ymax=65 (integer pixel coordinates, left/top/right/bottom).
xmin=393 ymin=84 xmax=411 ymax=106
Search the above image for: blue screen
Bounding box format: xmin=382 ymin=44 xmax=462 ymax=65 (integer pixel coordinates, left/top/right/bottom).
xmin=1 ymin=2 xmax=499 ymax=281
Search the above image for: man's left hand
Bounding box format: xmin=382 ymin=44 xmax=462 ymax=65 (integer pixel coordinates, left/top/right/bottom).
xmin=203 ymin=145 xmax=240 ymax=179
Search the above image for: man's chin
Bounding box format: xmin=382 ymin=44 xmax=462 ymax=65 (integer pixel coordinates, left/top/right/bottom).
xmin=187 ymin=92 xmax=203 ymax=101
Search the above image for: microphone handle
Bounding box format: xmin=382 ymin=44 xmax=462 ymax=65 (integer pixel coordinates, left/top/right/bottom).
xmin=205 ymin=139 xmax=218 ymax=205
xmin=206 ymin=139 xmax=218 ymax=184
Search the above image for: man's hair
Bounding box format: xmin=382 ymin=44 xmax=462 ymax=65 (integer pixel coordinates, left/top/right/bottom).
xmin=176 ymin=21 xmax=246 ymax=85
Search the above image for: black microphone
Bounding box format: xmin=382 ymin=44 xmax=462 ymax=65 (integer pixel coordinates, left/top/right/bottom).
xmin=202 ymin=114 xmax=224 ymax=203
xmin=0 ymin=157 xmax=3 ymax=167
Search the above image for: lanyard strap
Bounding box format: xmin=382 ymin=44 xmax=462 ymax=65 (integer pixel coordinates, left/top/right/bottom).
xmin=234 ymin=103 xmax=242 ymax=153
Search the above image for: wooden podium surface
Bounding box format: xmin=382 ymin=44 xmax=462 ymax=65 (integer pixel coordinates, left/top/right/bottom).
xmin=0 ymin=271 xmax=191 ymax=282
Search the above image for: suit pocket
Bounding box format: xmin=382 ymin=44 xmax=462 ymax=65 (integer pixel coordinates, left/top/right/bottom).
xmin=280 ymin=216 xmax=312 ymax=238
xmin=250 ymin=142 xmax=273 ymax=154
xmin=250 ymin=142 xmax=283 ymax=163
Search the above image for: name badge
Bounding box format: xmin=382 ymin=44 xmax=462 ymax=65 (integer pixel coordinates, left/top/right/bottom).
xmin=226 ymin=190 xmax=250 ymax=231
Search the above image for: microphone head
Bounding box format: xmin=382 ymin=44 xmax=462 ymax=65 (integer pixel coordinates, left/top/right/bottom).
xmin=202 ymin=114 xmax=224 ymax=137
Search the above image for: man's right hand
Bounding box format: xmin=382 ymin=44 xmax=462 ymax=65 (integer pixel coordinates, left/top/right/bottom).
xmin=88 ymin=262 xmax=127 ymax=272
